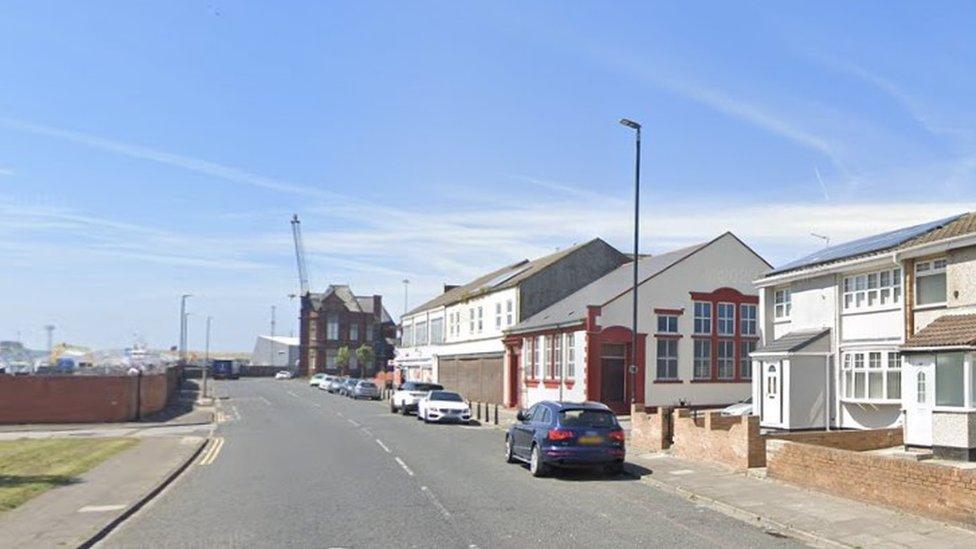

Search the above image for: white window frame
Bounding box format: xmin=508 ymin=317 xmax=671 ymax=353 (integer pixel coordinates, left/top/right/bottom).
xmin=717 ymin=302 xmax=735 ymax=336
xmin=468 ymin=308 xmax=475 ymax=334
xmin=656 ymin=339 xmax=678 ymax=380
xmin=915 ymin=258 xmax=947 ymax=307
xmin=693 ymin=302 xmax=712 ymax=335
xmin=740 ymin=304 xmax=757 ymax=336
xmin=553 ymin=334 xmax=562 ymax=380
xmin=656 ymin=314 xmax=678 ymax=334
xmin=430 ymin=317 xmax=444 ymax=345
xmin=495 ymin=303 xmax=502 ymax=330
xmin=717 ymin=340 xmax=735 ymax=379
xmin=843 ymin=268 xmax=902 ymax=312
xmin=693 ymin=339 xmax=711 ymax=379
xmin=477 ymin=306 xmax=484 ymax=333
xmin=774 ymin=288 xmax=791 ymax=319
xmin=564 ymin=333 xmax=576 ymax=379
xmin=506 ymin=299 xmax=514 ymax=326
xmin=740 ymin=340 xmax=755 ymax=380
xmin=842 ymin=350 xmax=901 ymax=403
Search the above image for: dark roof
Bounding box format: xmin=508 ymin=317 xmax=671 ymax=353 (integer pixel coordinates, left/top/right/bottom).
xmin=766 ymin=214 xmax=966 ymax=277
xmin=308 ymin=285 xmax=392 ymax=322
xmin=507 ymin=241 xmax=708 ymax=333
xmin=753 ymin=329 xmax=831 ymax=354
xmin=902 ymin=315 xmax=976 ymax=349
xmin=406 ymin=238 xmax=616 ymax=316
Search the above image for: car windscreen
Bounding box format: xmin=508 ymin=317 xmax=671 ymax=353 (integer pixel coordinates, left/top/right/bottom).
xmin=428 ymin=391 xmax=462 ymax=402
xmin=558 ymin=409 xmax=617 ymax=428
xmin=359 ymin=382 xmax=376 ymax=388
xmin=415 ymin=383 xmax=443 ymax=391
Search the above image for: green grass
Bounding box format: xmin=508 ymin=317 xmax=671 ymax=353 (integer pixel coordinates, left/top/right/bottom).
xmin=0 ymin=437 xmax=138 ymax=512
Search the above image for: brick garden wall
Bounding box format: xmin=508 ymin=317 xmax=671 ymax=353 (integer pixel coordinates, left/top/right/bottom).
xmin=629 ymin=403 xmax=671 ymax=452
xmin=766 ymin=427 xmax=902 ymax=451
xmin=671 ymin=410 xmax=765 ymax=470
xmin=0 ymin=368 xmax=178 ymax=424
xmin=767 ymin=439 xmax=976 ymax=526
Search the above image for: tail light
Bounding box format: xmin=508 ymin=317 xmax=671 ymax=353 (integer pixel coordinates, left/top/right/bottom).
xmin=547 ymin=429 xmax=574 ymax=441
xmin=609 ymin=429 xmax=625 ymax=442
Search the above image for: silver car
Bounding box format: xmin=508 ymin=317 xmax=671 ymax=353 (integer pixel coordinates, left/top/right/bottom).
xmin=352 ymin=380 xmax=381 ymax=400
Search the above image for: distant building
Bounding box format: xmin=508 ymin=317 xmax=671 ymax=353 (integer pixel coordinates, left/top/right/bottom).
xmin=251 ymin=335 xmax=300 ymax=369
xmin=299 ymin=285 xmax=395 ymax=377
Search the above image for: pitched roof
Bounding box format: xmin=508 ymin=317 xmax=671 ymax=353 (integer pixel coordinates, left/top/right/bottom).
xmin=752 ymin=329 xmax=830 ymax=355
xmin=506 ymin=241 xmax=709 ymax=334
xmin=900 ymin=212 xmax=976 ymax=248
xmin=308 ymin=285 xmax=392 ymax=322
xmin=902 ymin=314 xmax=976 ymax=349
xmin=406 ymin=238 xmax=614 ymax=316
xmin=765 ymin=213 xmax=967 ymax=277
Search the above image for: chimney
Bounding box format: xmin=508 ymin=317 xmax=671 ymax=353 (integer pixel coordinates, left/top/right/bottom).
xmin=373 ymin=295 xmax=383 ymax=320
xmin=443 ymin=284 xmax=460 ymax=293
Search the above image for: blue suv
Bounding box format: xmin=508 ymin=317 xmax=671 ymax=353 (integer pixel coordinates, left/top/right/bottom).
xmin=505 ymin=401 xmax=625 ymax=477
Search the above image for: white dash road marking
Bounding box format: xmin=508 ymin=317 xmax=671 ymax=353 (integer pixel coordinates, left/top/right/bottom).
xmin=394 ymin=457 xmax=414 ymax=476
xmin=199 ymin=437 xmax=225 ymax=466
xmin=669 ymin=469 xmax=695 ymax=476
xmin=78 ymin=504 xmax=127 ymax=513
xmin=336 ymin=412 xmax=344 ymax=418
xmin=312 ymin=402 xmax=322 ymax=408
xmin=375 ymin=439 xmax=391 ymax=453
xmin=286 ymin=390 xmax=300 ymax=398
xmin=361 ymin=427 xmax=372 ymax=435
xmin=258 ymin=395 xmax=272 ymax=406
xmin=347 ymin=419 xmax=361 ymax=427
xmin=420 ymin=486 xmax=451 ymax=518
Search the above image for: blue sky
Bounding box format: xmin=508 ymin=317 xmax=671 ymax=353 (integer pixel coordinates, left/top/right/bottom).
xmin=2 ymin=2 xmax=974 ymax=350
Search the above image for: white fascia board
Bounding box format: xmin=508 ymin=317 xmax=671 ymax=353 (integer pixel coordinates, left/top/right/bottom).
xmin=755 ymin=255 xmax=897 ymax=288
xmin=900 ymin=345 xmax=976 ymax=352
xmin=894 ymin=233 xmax=976 ymax=260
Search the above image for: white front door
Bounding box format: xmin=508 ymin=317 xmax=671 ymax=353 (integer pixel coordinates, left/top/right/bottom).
xmin=904 ymin=355 xmax=935 ymax=447
xmin=763 ymin=362 xmax=782 ymax=426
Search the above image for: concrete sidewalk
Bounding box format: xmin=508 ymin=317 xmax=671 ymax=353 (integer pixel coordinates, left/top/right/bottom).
xmin=0 ymin=435 xmax=208 ymax=549
xmin=628 ymin=452 xmax=976 ymax=548
xmin=0 ymin=407 xmax=213 ymax=440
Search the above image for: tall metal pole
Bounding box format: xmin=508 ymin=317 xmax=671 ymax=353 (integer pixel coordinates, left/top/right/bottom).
xmin=270 ymin=305 xmax=277 ymax=367
xmin=619 ymin=118 xmax=642 ymax=406
xmin=203 ymin=315 xmax=211 ymax=399
xmin=179 ymin=294 xmax=192 ymax=364
xmin=402 ymin=279 xmax=410 ymax=320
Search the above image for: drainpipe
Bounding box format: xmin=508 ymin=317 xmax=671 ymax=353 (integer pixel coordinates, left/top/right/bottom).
xmin=824 ymin=354 xmax=830 ymax=432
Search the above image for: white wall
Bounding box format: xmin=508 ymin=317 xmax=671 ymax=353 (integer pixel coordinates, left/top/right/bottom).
xmin=599 ymin=233 xmax=768 ymax=408
xmin=523 ymin=330 xmax=587 ymax=407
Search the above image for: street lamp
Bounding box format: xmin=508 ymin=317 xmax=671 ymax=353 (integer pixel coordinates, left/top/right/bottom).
xmin=179 ymin=294 xmax=192 ymax=364
xmin=619 ymin=118 xmax=642 ymax=406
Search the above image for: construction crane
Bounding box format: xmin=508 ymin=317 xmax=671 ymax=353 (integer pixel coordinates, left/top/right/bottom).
xmin=291 ymin=214 xmax=310 ymax=296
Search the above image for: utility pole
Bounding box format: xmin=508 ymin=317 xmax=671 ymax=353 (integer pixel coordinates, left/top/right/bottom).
xmin=620 ymin=118 xmax=642 ymax=406
xmin=270 ymin=305 xmax=277 ymax=368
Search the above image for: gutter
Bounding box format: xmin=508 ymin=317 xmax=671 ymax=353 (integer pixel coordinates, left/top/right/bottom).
xmin=504 ymin=319 xmax=586 ymax=336
xmin=899 ymin=345 xmax=976 ymax=352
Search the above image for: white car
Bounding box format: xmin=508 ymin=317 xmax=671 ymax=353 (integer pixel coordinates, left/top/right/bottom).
xmin=720 ymin=396 xmax=753 ymax=417
xmin=274 ymin=370 xmax=292 ymax=380
xmin=390 ymin=382 xmax=443 ymax=415
xmin=317 ymin=374 xmax=338 ymax=390
xmin=309 ymin=373 xmax=328 ymax=387
xmin=417 ymin=390 xmax=471 ymax=424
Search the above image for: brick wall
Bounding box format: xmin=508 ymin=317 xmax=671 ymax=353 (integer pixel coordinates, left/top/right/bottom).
xmin=629 ymin=403 xmax=671 ymax=452
xmin=766 ymin=427 xmax=902 ymax=451
xmin=0 ymin=370 xmax=176 ymax=424
xmin=672 ymin=409 xmax=765 ymax=470
xmin=767 ymin=439 xmax=976 ymax=526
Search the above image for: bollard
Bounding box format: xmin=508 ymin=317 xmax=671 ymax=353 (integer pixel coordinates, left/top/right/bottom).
xmin=476 ymin=401 xmax=482 ymax=421
xmin=494 ymin=403 xmax=498 ymax=425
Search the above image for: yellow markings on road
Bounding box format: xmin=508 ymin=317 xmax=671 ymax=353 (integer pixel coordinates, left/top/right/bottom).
xmin=199 ymin=437 xmax=225 ymax=466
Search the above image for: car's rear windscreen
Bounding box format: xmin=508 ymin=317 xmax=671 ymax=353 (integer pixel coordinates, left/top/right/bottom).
xmin=558 ymin=409 xmax=616 ymax=428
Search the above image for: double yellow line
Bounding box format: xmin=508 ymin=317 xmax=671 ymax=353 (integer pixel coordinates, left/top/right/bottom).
xmin=199 ymin=437 xmax=225 ymax=466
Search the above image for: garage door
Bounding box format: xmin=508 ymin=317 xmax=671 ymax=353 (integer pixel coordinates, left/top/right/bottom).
xmin=437 ymin=355 xmax=504 ymax=403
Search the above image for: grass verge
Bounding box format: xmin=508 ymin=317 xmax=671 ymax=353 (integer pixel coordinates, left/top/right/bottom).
xmin=0 ymin=437 xmax=138 ymax=512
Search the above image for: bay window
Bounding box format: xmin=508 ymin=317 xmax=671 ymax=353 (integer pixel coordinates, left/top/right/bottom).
xmin=843 ymin=268 xmax=901 ymax=311
xmin=326 ymin=312 xmax=339 ymax=340
xmin=774 ymin=288 xmax=791 ymax=319
xmin=935 ymin=352 xmax=965 ymax=407
xmin=915 ymin=259 xmax=947 ymax=306
xmin=842 ymin=350 xmax=902 ymax=401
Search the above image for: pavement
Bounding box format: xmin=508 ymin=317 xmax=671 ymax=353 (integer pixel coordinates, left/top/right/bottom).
xmin=628 ymin=452 xmax=976 ymax=549
xmin=97 ymin=379 xmax=800 ymax=548
xmin=0 ymin=434 xmax=208 ymax=549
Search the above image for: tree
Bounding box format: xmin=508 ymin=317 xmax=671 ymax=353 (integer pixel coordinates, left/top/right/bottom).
xmin=336 ymin=346 xmax=350 ymax=376
xmin=355 ymin=344 xmax=375 ymax=378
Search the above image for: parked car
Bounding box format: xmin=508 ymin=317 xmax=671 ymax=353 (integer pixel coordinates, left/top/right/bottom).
xmin=505 ymin=401 xmax=625 ymax=477
xmin=274 ymin=370 xmax=292 ymax=380
xmin=417 ymin=390 xmax=471 ymax=424
xmin=390 ymin=382 xmax=444 ymax=415
xmin=317 ymin=374 xmax=338 ymax=391
xmin=309 ymin=373 xmax=328 ymax=387
xmin=720 ymin=396 xmax=753 ymax=417
xmin=340 ymin=377 xmax=360 ymax=397
xmin=326 ymin=377 xmax=345 ymax=393
xmin=351 ymin=380 xmax=381 ymax=400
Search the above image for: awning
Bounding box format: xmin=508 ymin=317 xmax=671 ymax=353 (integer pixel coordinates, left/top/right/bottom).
xmin=902 ymin=314 xmax=976 ymax=352
xmin=751 ymin=328 xmax=831 ymax=357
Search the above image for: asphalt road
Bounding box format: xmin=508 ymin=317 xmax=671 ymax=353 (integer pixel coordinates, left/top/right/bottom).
xmin=100 ymin=379 xmax=800 ymax=548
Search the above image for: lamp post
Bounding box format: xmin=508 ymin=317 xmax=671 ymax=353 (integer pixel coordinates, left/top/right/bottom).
xmin=203 ymin=315 xmax=211 ymax=399
xmin=179 ymin=294 xmax=192 ymax=365
xmin=402 ymin=278 xmax=410 ymax=320
xmin=270 ymin=305 xmax=277 ymax=368
xmin=619 ymin=117 xmax=642 ymax=406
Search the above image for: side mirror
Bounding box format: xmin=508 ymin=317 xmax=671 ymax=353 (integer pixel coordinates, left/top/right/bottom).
xmin=516 ymin=410 xmax=528 ymax=422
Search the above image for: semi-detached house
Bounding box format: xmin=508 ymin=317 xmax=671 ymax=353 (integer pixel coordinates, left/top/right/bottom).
xmin=395 ymin=239 xmax=628 ymax=404
xmin=752 ymin=212 xmax=976 ymax=461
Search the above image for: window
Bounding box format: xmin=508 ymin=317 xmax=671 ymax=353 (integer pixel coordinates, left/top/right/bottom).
xmin=522 ymin=338 xmax=533 ymax=379
xmin=326 ymin=312 xmax=339 ymax=340
xmin=506 ymin=299 xmax=514 ymax=325
xmin=365 ymin=322 xmax=374 ymax=341
xmin=656 ymin=339 xmax=678 ymax=380
xmin=717 ymin=303 xmax=735 ymax=336
xmin=717 ymin=340 xmax=735 ymax=379
xmin=843 ymin=350 xmax=901 ymax=401
xmin=774 ymin=288 xmax=791 ymax=319
xmin=657 ymin=314 xmax=678 ymax=333
xmin=693 ymin=302 xmax=712 ymax=334
xmin=401 ymin=323 xmax=413 ymax=347
xmin=415 ymin=320 xmax=428 ymax=346
xmin=308 ymin=318 xmax=318 ymax=341
xmin=325 ymin=349 xmax=337 ymax=370
xmin=565 ymin=333 xmax=576 ymax=378
xmin=542 ymin=336 xmax=552 ymax=379
xmin=533 ymin=336 xmax=541 ymax=378
xmin=468 ymin=308 xmax=475 ymax=333
xmin=740 ymin=340 xmax=755 ymax=379
xmin=915 ymin=259 xmax=947 ymax=306
xmin=740 ymin=304 xmax=757 ymax=335
xmin=843 ymin=268 xmax=901 ymax=311
xmin=936 ymin=352 xmax=965 ymax=407
xmin=430 ymin=317 xmax=444 ymax=344
xmin=917 ymin=371 xmax=927 ymax=404
xmin=495 ymin=303 xmax=502 ymax=330
xmin=477 ymin=306 xmax=484 ymax=333
xmin=767 ymin=365 xmax=777 ymax=395
xmin=553 ymin=335 xmax=562 ymax=379
xmin=349 ymin=323 xmax=359 ymax=341
xmin=694 ymin=339 xmax=711 ymax=379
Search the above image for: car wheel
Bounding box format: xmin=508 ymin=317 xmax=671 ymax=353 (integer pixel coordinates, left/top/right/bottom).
xmin=390 ymin=401 xmax=397 ymax=414
xmin=423 ymin=411 xmax=431 ymax=424
xmin=505 ymin=436 xmax=516 ymax=463
xmin=529 ymin=444 xmax=549 ymax=477
xmin=605 ymin=462 xmax=625 ymax=477
xmin=401 ymin=404 xmax=408 ymax=416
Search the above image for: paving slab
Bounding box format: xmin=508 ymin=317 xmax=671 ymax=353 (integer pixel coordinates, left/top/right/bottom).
xmin=630 ymin=452 xmax=976 ymax=549
xmin=0 ymin=435 xmax=207 ymax=549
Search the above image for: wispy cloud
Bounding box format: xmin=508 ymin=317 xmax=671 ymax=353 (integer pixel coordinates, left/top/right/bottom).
xmin=0 ymin=166 xmax=13 ymax=177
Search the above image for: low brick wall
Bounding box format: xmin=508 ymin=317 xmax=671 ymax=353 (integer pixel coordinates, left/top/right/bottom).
xmin=766 ymin=427 xmax=902 ymax=451
xmin=672 ymin=409 xmax=765 ymax=470
xmin=629 ymin=403 xmax=671 ymax=452
xmin=0 ymin=368 xmax=178 ymax=424
xmin=767 ymin=439 xmax=976 ymax=526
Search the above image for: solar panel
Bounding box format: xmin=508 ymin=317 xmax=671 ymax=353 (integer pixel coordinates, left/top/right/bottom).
xmin=767 ymin=214 xmax=964 ymax=276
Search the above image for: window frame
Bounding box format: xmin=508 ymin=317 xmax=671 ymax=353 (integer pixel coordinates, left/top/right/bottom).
xmin=843 ymin=268 xmax=902 ymax=312
xmin=693 ymin=339 xmax=711 ymax=380
xmin=774 ymin=288 xmax=791 ymax=319
xmin=656 ymin=338 xmax=679 ymax=380
xmin=564 ymin=333 xmax=576 ymax=379
xmin=717 ymin=302 xmax=735 ymax=336
xmin=915 ymin=258 xmax=948 ymax=307
xmin=717 ymin=340 xmax=735 ymax=380
xmin=740 ymin=304 xmax=757 ymax=336
xmin=740 ymin=340 xmax=755 ymax=380
xmin=693 ymin=302 xmax=712 ymax=335
xmin=841 ymin=350 xmax=902 ymax=403
xmin=656 ymin=314 xmax=679 ymax=334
